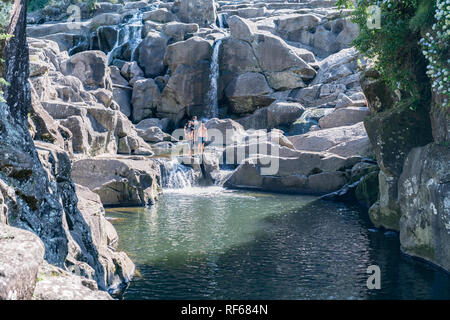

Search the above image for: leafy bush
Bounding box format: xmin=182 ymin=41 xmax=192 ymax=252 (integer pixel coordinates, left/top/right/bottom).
xmin=338 ymin=0 xmax=448 ymax=109
xmin=0 ymin=0 xmax=13 ymax=102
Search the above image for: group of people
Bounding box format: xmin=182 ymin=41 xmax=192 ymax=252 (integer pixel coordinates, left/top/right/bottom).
xmin=184 ymin=116 xmax=209 ymax=156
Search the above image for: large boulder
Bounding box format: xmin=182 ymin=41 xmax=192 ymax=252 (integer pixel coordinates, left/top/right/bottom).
xmin=399 ymin=143 xmax=450 ymax=272
xmin=159 ymin=61 xmax=211 ymax=121
xmin=237 ymin=101 xmax=305 ymax=130
xmin=163 ymin=22 xmax=199 ymax=42
xmin=251 ymin=32 xmax=316 ymax=80
xmin=318 ymin=107 xmax=370 ymax=129
xmin=143 ymin=8 xmax=176 ymax=24
xmin=205 ymin=118 xmax=246 ymax=146
xmin=288 ymin=122 xmax=372 ymax=158
xmin=164 ymin=36 xmax=212 ymax=73
xmin=136 ymin=31 xmax=168 ymax=78
xmin=224 ymin=72 xmax=274 ymax=114
xmin=131 ymin=78 xmax=161 ymax=123
xmin=220 ymin=37 xmax=261 ymax=74
xmin=60 ymin=51 xmax=112 ymax=90
xmin=227 ymin=15 xmax=258 ymax=43
xmin=136 ymin=126 xmax=173 ymax=143
xmin=177 ymin=0 xmax=216 ymax=27
xmin=71 ymin=158 xmax=161 ymax=207
xmin=224 ymin=151 xmax=359 ymax=195
xmin=0 ymin=224 xmax=45 ymax=300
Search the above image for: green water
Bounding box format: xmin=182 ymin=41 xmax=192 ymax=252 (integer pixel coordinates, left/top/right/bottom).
xmin=106 ymin=187 xmax=450 ymax=300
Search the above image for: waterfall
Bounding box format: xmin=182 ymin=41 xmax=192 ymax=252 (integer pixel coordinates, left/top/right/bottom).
xmin=217 ymin=13 xmax=226 ymax=29
xmin=205 ymin=39 xmax=223 ymax=119
xmin=158 ymin=159 xmax=198 ymax=189
xmin=103 ymin=10 xmax=144 ymax=64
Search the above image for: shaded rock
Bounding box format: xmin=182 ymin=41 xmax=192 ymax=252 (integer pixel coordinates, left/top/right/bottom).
xmin=225 ymin=72 xmax=274 ymax=114
xmin=131 ymin=78 xmax=161 ymax=123
xmin=159 ymin=61 xmax=211 ymax=121
xmin=364 ymin=99 xmax=433 ymax=177
xmin=220 ymin=37 xmax=261 ymax=74
xmin=368 ymin=171 xmax=402 ymax=231
xmin=136 ymin=31 xmax=168 ymax=78
xmin=398 ymin=143 xmax=450 ymax=272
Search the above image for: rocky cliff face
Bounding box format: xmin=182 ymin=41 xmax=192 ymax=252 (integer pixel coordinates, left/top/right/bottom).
xmin=0 ymin=0 xmax=136 ymax=299
xmin=361 ymin=65 xmax=449 ymax=272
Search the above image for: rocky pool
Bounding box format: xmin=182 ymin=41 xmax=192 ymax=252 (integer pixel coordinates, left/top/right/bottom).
xmin=106 ymin=187 xmax=450 ymax=300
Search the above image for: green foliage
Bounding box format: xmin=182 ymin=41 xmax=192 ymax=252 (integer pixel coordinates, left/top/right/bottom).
xmin=28 ymin=0 xmax=51 ymax=12
xmin=0 ymin=0 xmax=13 ymax=103
xmin=419 ymin=0 xmax=449 ymax=107
xmin=342 ymin=0 xmax=449 ymax=109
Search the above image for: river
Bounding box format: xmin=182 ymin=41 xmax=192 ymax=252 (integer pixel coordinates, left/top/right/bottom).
xmin=106 ymin=187 xmax=450 ymax=300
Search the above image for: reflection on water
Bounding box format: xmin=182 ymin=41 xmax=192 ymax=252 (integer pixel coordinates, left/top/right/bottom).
xmin=106 ymin=187 xmax=450 ymax=300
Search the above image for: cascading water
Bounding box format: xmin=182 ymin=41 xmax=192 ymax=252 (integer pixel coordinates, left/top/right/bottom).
xmin=204 ymin=39 xmax=223 ymax=119
xmin=158 ymin=159 xmax=198 ymax=189
xmin=103 ymin=10 xmax=146 ymax=64
xmin=217 ymin=13 xmax=226 ymax=29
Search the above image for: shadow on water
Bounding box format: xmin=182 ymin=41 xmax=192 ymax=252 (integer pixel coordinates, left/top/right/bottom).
xmin=107 ymin=190 xmax=450 ymax=300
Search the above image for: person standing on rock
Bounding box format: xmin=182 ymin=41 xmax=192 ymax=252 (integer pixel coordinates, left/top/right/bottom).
xmin=197 ymin=120 xmax=208 ymax=154
xmin=192 ymin=116 xmax=201 ymax=153
xmin=184 ymin=120 xmax=194 ymax=156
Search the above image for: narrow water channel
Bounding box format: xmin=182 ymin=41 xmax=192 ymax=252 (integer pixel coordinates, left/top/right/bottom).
xmin=107 ymin=187 xmax=450 ymax=300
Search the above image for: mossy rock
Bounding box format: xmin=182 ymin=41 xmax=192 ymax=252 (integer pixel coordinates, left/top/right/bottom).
xmin=368 ymin=201 xmax=402 ymax=231
xmin=355 ymin=170 xmax=379 ymax=208
xmin=364 ymin=98 xmax=433 ymax=177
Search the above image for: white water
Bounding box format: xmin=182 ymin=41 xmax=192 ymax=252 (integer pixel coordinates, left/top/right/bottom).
xmin=217 ymin=13 xmax=226 ymax=29
xmin=103 ymin=10 xmax=145 ymax=64
xmin=205 ymin=39 xmax=223 ymax=119
xmin=158 ymin=159 xmax=198 ymax=189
